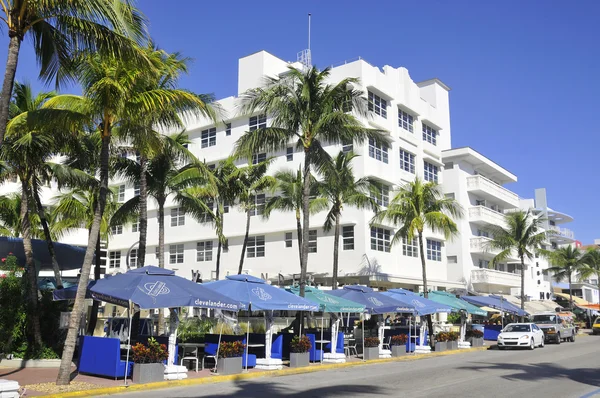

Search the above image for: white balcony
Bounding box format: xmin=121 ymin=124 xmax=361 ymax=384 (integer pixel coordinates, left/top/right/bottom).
xmin=548 ymin=225 xmax=575 ymax=242
xmin=470 ymin=237 xmax=519 ymax=262
xmin=471 ymin=268 xmax=521 ymax=289
xmin=469 ymin=206 xmax=506 ymax=227
xmin=466 ymin=175 xmax=519 ymax=208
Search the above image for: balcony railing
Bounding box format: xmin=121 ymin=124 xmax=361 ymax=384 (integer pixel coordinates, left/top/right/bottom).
xmin=466 ymin=175 xmax=519 ymax=207
xmin=549 ymin=225 xmax=575 ymax=240
xmin=469 ymin=206 xmax=506 ymax=227
xmin=471 ymin=268 xmax=521 ymax=287
xmin=470 ymin=237 xmax=519 ymax=261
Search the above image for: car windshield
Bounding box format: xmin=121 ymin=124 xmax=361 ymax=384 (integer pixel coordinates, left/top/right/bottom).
xmin=504 ymin=324 xmax=531 ymax=332
xmin=595 ymin=318 xmax=600 ymax=324
xmin=532 ymin=315 xmax=556 ymax=324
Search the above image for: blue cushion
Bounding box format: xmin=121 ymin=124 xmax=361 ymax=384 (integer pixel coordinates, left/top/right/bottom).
xmin=242 ymin=353 xmax=256 ymax=368
xmin=78 ymin=336 xmax=132 ymax=378
xmin=271 ymin=335 xmax=283 ymax=359
xmin=306 ymin=334 xmax=323 ymax=362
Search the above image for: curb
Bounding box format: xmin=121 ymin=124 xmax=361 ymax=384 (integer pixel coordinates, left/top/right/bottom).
xmin=45 ymin=347 xmax=488 ymax=398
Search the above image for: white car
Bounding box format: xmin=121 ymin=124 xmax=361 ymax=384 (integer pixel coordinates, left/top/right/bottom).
xmin=497 ymin=323 xmax=545 ymax=350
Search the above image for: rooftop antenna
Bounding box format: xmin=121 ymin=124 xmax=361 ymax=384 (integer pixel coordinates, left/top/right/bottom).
xmin=297 ymin=13 xmax=312 ymax=68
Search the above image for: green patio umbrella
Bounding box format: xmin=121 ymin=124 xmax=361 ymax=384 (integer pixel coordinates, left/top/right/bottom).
xmin=286 ymin=286 xmax=366 ymax=313
xmin=426 ymin=291 xmax=488 ymax=316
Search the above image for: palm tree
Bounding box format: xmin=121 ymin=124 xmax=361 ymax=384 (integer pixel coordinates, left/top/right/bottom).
xmin=263 ymin=167 xmax=325 ymax=267
xmin=316 ymin=151 xmax=378 ymax=289
xmin=236 ymin=66 xmax=386 ymax=296
xmin=485 ymin=210 xmax=547 ymax=314
xmin=0 ymin=192 xmax=43 ymax=238
xmin=0 ymin=0 xmax=149 ymax=148
xmin=234 ymin=160 xmax=276 ymax=275
xmin=581 ymin=249 xmax=600 ymax=302
xmin=546 ymin=246 xmax=587 ymax=311
xmin=371 ymin=177 xmax=462 ymax=340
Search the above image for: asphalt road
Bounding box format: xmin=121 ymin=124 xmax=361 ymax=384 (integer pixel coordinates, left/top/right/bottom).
xmin=104 ymin=336 xmax=600 ymax=398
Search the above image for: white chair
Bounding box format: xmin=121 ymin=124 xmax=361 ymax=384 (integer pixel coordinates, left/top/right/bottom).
xmin=180 ymin=345 xmax=199 ymax=372
xmin=382 ymin=336 xmax=391 ymax=350
xmin=344 ymin=337 xmax=358 ymax=356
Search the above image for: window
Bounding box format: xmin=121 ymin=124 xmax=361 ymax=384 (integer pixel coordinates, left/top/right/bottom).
xmin=308 ymin=230 xmax=317 ymax=253
xmin=169 ymin=244 xmax=184 ymax=264
xmin=110 ymin=225 xmax=123 ymax=235
xmin=247 ymin=236 xmax=265 ymax=258
xmin=507 ymin=263 xmax=522 ymax=274
xmin=285 ymin=232 xmax=293 ymax=248
xmin=422 ymin=123 xmax=437 ymax=145
xmin=223 ymin=200 xmax=230 ymax=214
xmin=399 ymin=149 xmax=415 ymax=173
xmin=343 ymin=226 xmax=354 ymax=250
xmin=427 ymin=239 xmax=442 ymax=261
xmin=342 ymin=141 xmax=353 ymax=153
xmin=117 ymin=185 xmax=125 ymax=202
xmin=155 ymin=247 xmax=159 ymax=258
xmin=249 ymin=114 xmax=266 ymax=131
xmin=109 ymin=251 xmax=121 ymax=268
xmin=477 ymin=229 xmax=489 ymax=238
xmin=424 ymin=161 xmax=438 ymax=182
xmin=444 ymin=162 xmax=454 ymax=170
xmin=371 ymin=227 xmax=391 ymax=252
xmin=250 ymin=194 xmax=266 ymax=216
xmin=286 ymin=147 xmax=293 ymax=162
xmin=371 ymin=182 xmax=389 ymax=207
xmin=225 ymin=123 xmax=231 ymax=136
xmin=201 ymin=127 xmax=216 ymax=148
xmin=402 ymin=237 xmax=419 ymax=257
xmin=252 ymin=153 xmax=267 ymax=164
xmin=198 ymin=201 xmax=213 ymax=223
xmin=131 ymin=221 xmax=139 ymax=233
xmin=170 ymin=207 xmax=185 ymax=227
xmin=478 ymin=259 xmax=490 ymax=269
xmin=129 ymin=249 xmax=138 ymax=268
xmin=368 ymin=138 xmax=388 ymax=163
xmin=398 ymin=109 xmax=414 ymax=132
xmin=447 ymin=255 xmax=457 ymax=264
xmin=368 ymin=91 xmax=387 ymax=118
xmin=196 ymin=241 xmax=213 ymax=262
xmin=445 ymin=193 xmax=455 ymax=199
xmin=134 ymin=183 xmax=140 ymax=196
xmin=223 ymin=239 xmax=229 ymax=253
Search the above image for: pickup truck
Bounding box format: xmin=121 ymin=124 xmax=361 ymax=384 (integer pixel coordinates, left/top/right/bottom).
xmin=531 ymin=312 xmax=576 ymax=344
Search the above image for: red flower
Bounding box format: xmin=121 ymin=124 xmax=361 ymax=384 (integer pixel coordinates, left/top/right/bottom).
xmin=8 ymin=252 xmax=13 ymax=255
xmin=1 ymin=258 xmax=5 ymax=262
xmin=0 ymin=274 xmax=6 ymax=279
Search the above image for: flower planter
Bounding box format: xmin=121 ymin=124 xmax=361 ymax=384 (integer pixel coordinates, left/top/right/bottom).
xmin=472 ymin=337 xmax=484 ymax=347
xmin=447 ymin=341 xmax=458 ymax=350
xmin=434 ymin=341 xmax=447 ymax=352
xmin=132 ymin=363 xmax=164 ymax=384
xmin=289 ymin=352 xmax=309 ymax=368
xmin=363 ymin=347 xmax=379 ymax=360
xmin=216 ymin=357 xmax=242 ymax=375
xmin=391 ymin=346 xmax=407 ymax=357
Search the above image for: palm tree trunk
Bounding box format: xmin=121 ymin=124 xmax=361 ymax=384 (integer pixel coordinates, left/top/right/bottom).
xmin=520 ymin=256 xmax=526 ymax=322
xmin=417 ymin=231 xmax=434 ymax=348
xmin=137 ymin=154 xmax=148 ymax=267
xmin=299 ymin=158 xmax=311 ymax=297
xmin=57 ymin=133 xmax=111 ymax=385
xmin=157 ymin=198 xmax=165 ymax=335
xmin=215 ymin=206 xmax=223 ymax=280
xmin=86 ymin=231 xmax=102 ymax=336
xmin=296 ymin=209 xmax=303 ymax=266
xmin=238 ymin=210 xmax=251 ymax=275
xmin=332 ymin=214 xmax=341 ymax=290
xmin=568 ymin=273 xmax=573 ymax=311
xmin=32 ymin=180 xmax=63 ymax=289
xmin=216 ymin=239 xmax=222 ymax=281
xmin=20 ymin=177 xmax=42 ymax=346
xmin=0 ymin=35 xmax=21 ymax=148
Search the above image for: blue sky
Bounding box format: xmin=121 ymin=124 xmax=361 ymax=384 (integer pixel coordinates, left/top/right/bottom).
xmin=2 ymin=1 xmax=599 ymax=242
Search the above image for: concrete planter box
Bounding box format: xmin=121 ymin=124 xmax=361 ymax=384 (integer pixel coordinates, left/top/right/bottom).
xmin=132 ymin=363 xmax=164 ymax=384
xmin=363 ymin=347 xmax=379 ymax=361
xmin=216 ymin=357 xmax=242 ymax=375
xmin=289 ymin=352 xmax=309 ymax=368
xmin=467 ymin=337 xmax=484 ymax=347
xmin=447 ymin=341 xmax=458 ymax=350
xmin=434 ymin=341 xmax=447 ymax=352
xmin=391 ymin=346 xmax=407 ymax=357
xmin=0 ymin=358 xmax=65 ymax=368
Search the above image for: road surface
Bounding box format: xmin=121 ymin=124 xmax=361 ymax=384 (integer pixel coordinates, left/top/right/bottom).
xmin=104 ymin=336 xmax=600 ymax=398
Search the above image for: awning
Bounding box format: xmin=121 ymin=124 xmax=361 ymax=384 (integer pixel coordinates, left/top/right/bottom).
xmin=0 ymin=236 xmax=86 ymax=270
xmin=480 ymin=306 xmax=498 ymax=313
xmin=461 ymin=295 xmax=528 ymax=316
xmin=426 ymin=290 xmax=488 ymax=316
xmin=553 ymin=292 xmax=591 ymax=306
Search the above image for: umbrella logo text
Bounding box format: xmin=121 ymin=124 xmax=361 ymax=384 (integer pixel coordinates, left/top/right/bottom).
xmin=139 ymin=281 xmax=170 ymax=303
xmin=252 ymin=287 xmax=272 ymax=301
xmin=321 ymin=295 xmax=339 ymax=304
xmin=412 ymin=299 xmax=425 ymax=308
xmin=367 ymin=297 xmax=383 ymax=306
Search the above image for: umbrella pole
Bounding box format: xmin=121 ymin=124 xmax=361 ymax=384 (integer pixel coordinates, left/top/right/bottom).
xmin=124 ymin=303 xmax=132 ymax=386
xmin=215 ymin=318 xmax=224 ymax=373
xmin=362 ymin=313 xmax=365 ymax=362
xmin=320 ymin=313 xmax=324 ymax=364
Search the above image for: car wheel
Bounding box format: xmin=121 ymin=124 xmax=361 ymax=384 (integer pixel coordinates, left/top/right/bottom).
xmin=529 ymin=338 xmax=535 ymax=350
xmin=540 ymin=338 xmax=544 ymax=348
xmin=569 ymin=334 xmax=575 ymax=342
xmin=556 ymin=334 xmax=561 ymax=344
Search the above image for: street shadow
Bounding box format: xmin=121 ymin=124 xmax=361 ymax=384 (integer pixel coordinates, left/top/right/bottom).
xmin=0 ymin=368 xmax=24 ymax=378
xmin=458 ymin=361 xmax=600 ymax=388
xmin=171 ymin=379 xmax=388 ymax=398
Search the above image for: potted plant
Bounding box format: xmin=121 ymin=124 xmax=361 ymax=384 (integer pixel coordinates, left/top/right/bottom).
xmin=466 ymin=329 xmax=484 ymax=347
xmin=390 ymin=334 xmax=408 ymax=357
xmin=289 ymin=335 xmax=311 ymax=368
xmin=447 ymin=331 xmax=459 ymax=350
xmin=435 ymin=332 xmax=448 ymax=352
xmin=363 ymin=337 xmax=380 ymax=360
xmin=131 ymin=338 xmax=168 ymax=384
xmin=216 ymin=341 xmax=245 ymax=375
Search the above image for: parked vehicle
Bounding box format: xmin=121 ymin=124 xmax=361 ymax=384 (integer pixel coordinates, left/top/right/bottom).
xmin=497 ymin=323 xmax=544 ymax=350
xmin=593 ymin=317 xmax=600 ymax=335
xmin=531 ymin=312 xmax=576 ymax=344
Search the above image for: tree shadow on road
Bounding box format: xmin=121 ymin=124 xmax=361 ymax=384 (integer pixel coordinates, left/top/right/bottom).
xmin=170 ymin=378 xmax=388 ymax=398
xmin=458 ymin=361 xmax=600 ymax=388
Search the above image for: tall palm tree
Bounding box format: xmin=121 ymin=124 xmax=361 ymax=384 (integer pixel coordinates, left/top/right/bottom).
xmin=0 ymin=192 xmax=43 ymax=238
xmin=486 ymin=210 xmax=547 ymax=314
xmin=234 ymin=160 xmax=276 ymax=275
xmin=263 ymin=167 xmax=325 ymax=266
xmin=546 ymin=246 xmax=587 ymax=311
xmin=316 ymin=151 xmax=378 ymax=289
xmin=581 ymin=248 xmax=600 ymax=302
xmin=371 ymin=177 xmax=462 ymax=340
xmin=0 ymin=0 xmax=149 ymax=148
xmin=236 ymin=66 xmax=386 ymax=296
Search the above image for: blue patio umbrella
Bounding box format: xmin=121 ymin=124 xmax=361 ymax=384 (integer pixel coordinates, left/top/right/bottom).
xmin=426 ymin=291 xmax=488 ymax=316
xmin=0 ymin=236 xmax=86 ymax=270
xmin=383 ymin=289 xmax=453 ymax=316
xmin=461 ymin=295 xmax=528 ymax=317
xmin=325 ymin=285 xmax=413 ymax=314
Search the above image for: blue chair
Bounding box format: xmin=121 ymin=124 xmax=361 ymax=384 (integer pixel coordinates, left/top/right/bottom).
xmin=306 ymin=334 xmax=322 ymax=362
xmin=241 ymin=338 xmax=257 ymax=368
xmin=324 ymin=332 xmax=344 ymax=354
xmin=271 ymin=335 xmax=283 ymax=360
xmin=78 ymin=336 xmax=132 ymax=379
